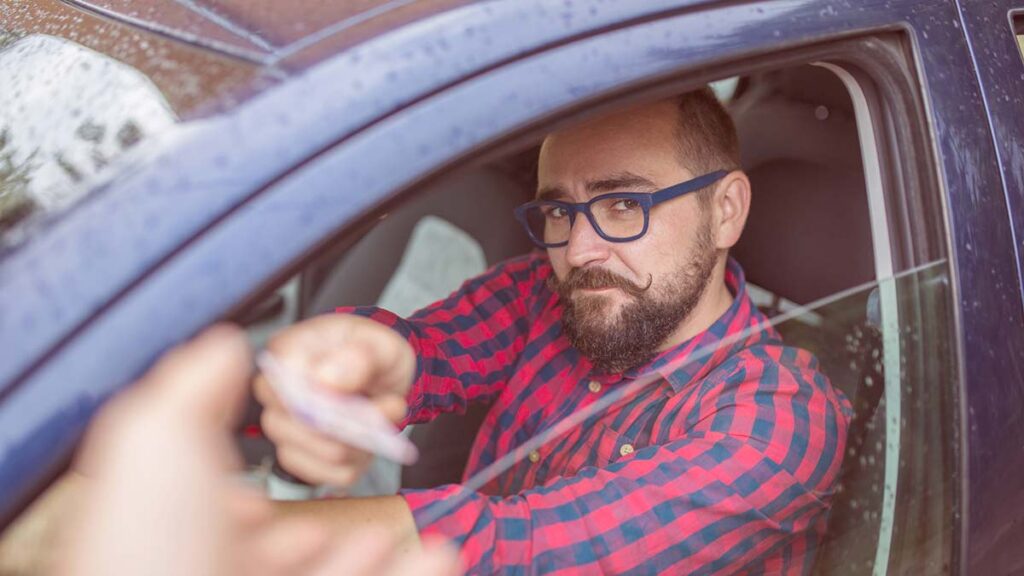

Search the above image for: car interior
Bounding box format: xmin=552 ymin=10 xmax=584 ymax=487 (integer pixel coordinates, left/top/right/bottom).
xmin=236 ymin=62 xmax=889 ymax=573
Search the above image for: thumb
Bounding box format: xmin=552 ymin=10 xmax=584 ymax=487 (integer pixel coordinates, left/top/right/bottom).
xmin=142 ymin=323 xmax=253 ymax=431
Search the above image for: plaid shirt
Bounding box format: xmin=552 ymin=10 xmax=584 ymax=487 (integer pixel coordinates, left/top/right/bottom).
xmin=344 ymin=254 xmax=851 ymax=575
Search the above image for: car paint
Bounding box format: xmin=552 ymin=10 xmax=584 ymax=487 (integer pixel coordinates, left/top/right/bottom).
xmin=945 ymin=1 xmax=1024 ymax=571
xmin=1 ymin=1 xmax=1023 ymax=573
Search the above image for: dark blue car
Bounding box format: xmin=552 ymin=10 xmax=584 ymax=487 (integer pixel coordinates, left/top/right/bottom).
xmin=1 ymin=1 xmax=1022 ymax=573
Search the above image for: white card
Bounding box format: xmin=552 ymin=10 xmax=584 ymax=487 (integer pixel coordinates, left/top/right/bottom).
xmin=257 ymin=351 xmax=419 ymax=465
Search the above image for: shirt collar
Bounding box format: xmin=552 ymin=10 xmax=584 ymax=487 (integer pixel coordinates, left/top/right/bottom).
xmin=619 ymin=257 xmax=777 ymax=393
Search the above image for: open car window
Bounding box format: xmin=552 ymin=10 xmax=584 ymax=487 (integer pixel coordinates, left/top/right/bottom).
xmin=232 ymin=54 xmax=957 ymax=574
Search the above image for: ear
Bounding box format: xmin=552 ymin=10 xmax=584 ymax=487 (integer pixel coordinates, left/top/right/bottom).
xmin=711 ymin=170 xmax=751 ymax=250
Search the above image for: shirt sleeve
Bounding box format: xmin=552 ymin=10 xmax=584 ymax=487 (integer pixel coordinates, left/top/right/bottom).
xmin=337 ymin=254 xmax=550 ymax=425
xmin=399 ymin=352 xmax=852 ymax=575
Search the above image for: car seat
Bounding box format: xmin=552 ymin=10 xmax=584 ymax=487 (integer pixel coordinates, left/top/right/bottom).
xmin=299 ymin=163 xmax=535 ymax=488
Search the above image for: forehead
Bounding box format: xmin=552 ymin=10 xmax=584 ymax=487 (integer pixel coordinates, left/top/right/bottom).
xmin=538 ymin=100 xmax=684 ymax=182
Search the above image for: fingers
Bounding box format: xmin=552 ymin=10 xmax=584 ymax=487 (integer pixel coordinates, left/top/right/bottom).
xmin=255 ymin=315 xmax=412 ymax=486
xmin=253 ymin=373 xmax=285 ymax=412
xmin=260 ymin=411 xmax=370 ymax=467
xmin=262 ymin=409 xmax=372 ymax=485
xmin=275 ymin=447 xmax=367 ymax=487
xmin=143 ymin=324 xmax=253 ymax=429
xmin=77 ymin=325 xmax=251 ymax=478
xmin=267 ymin=314 xmax=416 ymax=397
xmin=371 ymin=394 xmax=409 ymax=425
xmin=59 ymin=326 xmax=252 ymax=576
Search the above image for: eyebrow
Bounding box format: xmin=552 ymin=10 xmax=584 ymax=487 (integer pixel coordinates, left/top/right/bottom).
xmin=536 ymin=171 xmax=659 ymax=201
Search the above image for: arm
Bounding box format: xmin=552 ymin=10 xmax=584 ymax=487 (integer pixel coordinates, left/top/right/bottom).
xmin=340 ymin=253 xmax=549 ymax=424
xmin=39 ymin=326 xmax=458 ymax=576
xmin=396 ymin=357 xmax=851 ymax=574
xmin=272 ymin=496 xmax=420 ymax=557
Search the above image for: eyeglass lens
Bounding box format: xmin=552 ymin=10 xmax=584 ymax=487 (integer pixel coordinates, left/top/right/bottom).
xmin=524 ymin=197 xmax=645 ymax=245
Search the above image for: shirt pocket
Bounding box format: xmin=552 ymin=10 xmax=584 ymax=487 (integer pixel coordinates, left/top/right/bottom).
xmin=543 ymin=420 xmax=637 ymax=481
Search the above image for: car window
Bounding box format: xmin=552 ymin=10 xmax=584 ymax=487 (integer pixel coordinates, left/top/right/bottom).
xmin=229 ymin=57 xmax=957 ymax=574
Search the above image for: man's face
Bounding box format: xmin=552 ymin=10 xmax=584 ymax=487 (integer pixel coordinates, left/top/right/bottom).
xmin=537 ymin=100 xmax=720 ymax=373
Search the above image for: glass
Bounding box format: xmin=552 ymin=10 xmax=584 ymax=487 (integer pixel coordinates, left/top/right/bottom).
xmin=514 ymin=170 xmax=728 ymax=248
xmin=0 ymin=33 xmax=181 ymax=245
xmin=799 ymin=262 xmax=957 ymax=575
xmin=0 ymin=0 xmax=261 ymax=250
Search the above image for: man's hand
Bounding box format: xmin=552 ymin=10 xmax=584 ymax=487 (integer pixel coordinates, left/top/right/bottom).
xmin=53 ymin=324 xmax=455 ymax=576
xmin=254 ymin=314 xmax=417 ymax=487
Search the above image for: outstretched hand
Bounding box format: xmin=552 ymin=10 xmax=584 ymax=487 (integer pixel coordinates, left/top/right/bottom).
xmin=54 ymin=324 xmax=456 ymax=576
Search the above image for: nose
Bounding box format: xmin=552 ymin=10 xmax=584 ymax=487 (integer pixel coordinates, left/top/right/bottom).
xmin=563 ymin=212 xmax=611 ymax=268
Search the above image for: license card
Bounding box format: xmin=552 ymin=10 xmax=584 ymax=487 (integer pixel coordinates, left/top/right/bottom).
xmin=257 ymin=351 xmax=419 ymax=465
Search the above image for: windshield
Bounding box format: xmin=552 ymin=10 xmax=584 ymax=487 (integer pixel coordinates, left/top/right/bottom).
xmin=0 ymin=0 xmax=264 ymax=248
xmin=0 ymin=33 xmax=181 ymax=245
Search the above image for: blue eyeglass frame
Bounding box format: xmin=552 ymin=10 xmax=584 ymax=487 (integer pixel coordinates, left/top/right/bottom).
xmin=513 ymin=170 xmax=729 ymax=248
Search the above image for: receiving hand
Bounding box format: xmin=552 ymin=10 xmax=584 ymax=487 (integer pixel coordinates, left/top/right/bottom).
xmin=254 ymin=314 xmax=416 ymax=487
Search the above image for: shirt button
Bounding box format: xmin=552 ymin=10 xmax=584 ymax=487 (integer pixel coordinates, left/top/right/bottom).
xmin=619 ymin=443 xmax=635 ymax=457
xmin=528 ymin=450 xmax=540 ymax=463
xmin=588 ymin=380 xmax=602 ymax=393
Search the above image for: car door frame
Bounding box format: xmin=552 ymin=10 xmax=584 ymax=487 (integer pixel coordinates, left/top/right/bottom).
xmin=2 ymin=2 xmax=1019 ymax=574
xmin=949 ymin=1 xmax=1024 ymax=573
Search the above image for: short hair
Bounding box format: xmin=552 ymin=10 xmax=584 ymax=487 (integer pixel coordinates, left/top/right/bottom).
xmin=672 ymin=88 xmax=740 ymax=209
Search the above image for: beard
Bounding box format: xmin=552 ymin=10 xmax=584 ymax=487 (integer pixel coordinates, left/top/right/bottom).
xmin=551 ymin=218 xmax=718 ymax=374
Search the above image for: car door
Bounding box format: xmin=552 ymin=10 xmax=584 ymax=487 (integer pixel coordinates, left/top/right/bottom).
xmin=1 ymin=0 xmax=1016 ymax=573
xmin=950 ymin=1 xmax=1024 ymax=573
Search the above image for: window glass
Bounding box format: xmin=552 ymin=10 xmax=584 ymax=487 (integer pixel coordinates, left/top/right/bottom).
xmin=0 ymin=34 xmax=179 ymax=240
xmin=0 ymin=0 xmax=263 ymax=248
xmin=0 ymin=1 xmax=262 ymax=115
xmin=805 ymin=262 xmax=956 ymax=575
xmin=0 ymin=33 xmax=179 ymax=244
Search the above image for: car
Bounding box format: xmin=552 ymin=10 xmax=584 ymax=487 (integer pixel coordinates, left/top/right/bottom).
xmin=1 ymin=0 xmax=1023 ymax=573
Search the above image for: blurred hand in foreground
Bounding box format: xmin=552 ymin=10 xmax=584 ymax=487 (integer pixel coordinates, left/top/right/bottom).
xmin=53 ymin=325 xmax=456 ymax=576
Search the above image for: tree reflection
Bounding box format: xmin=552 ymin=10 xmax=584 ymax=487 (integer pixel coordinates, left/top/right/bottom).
xmin=0 ymin=129 xmax=37 ymax=235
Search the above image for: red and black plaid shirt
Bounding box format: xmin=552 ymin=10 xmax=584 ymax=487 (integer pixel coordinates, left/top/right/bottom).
xmin=344 ymin=253 xmax=851 ymax=574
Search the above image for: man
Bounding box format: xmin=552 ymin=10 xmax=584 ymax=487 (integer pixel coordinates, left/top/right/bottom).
xmin=256 ymin=88 xmax=852 ymax=574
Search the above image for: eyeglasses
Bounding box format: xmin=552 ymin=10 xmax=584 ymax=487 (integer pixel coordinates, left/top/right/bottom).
xmin=514 ymin=170 xmax=728 ymax=248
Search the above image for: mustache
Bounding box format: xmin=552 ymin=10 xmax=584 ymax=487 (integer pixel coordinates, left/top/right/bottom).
xmin=550 ymin=267 xmax=653 ymax=298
